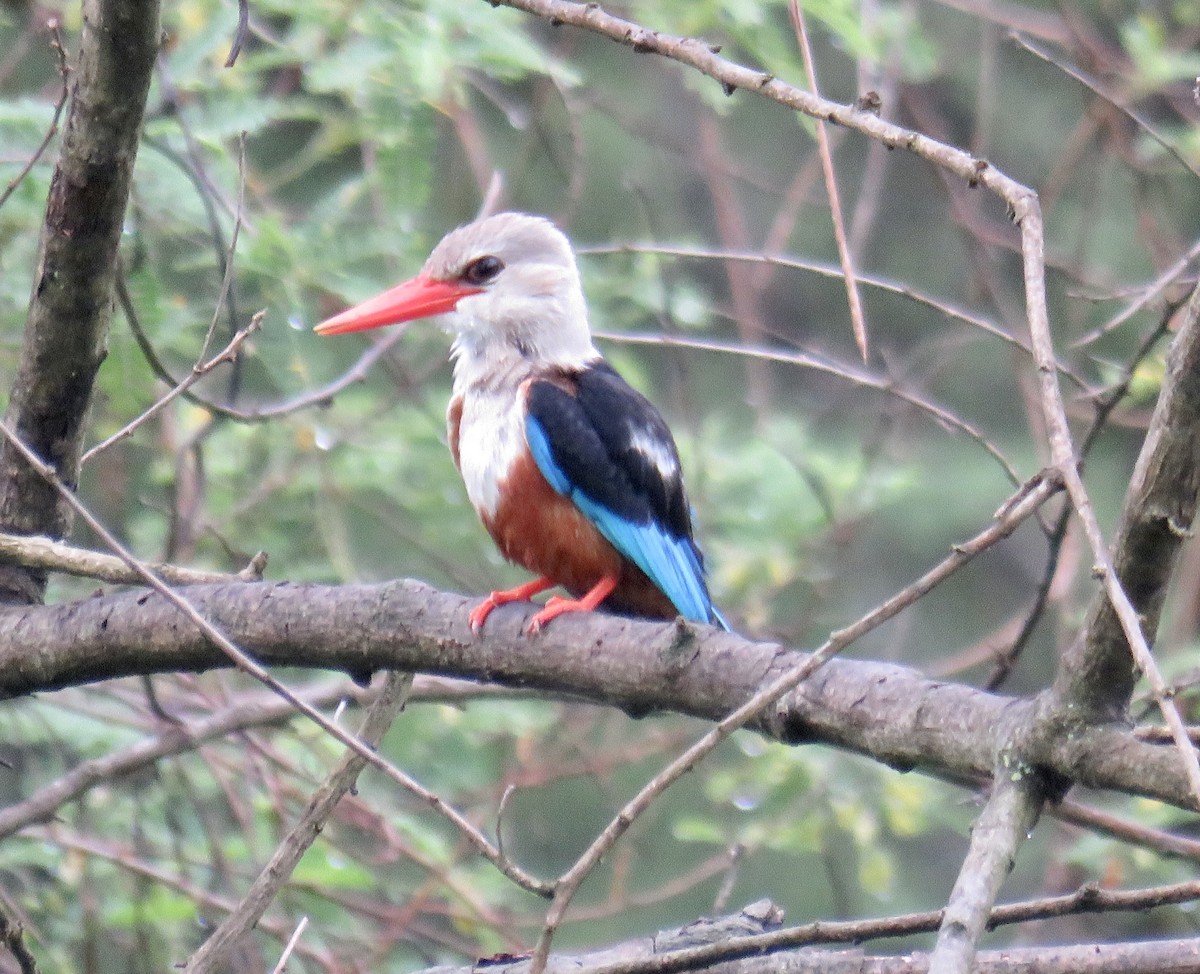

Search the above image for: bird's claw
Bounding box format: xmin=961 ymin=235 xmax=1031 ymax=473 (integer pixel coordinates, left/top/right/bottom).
xmin=524 ymin=596 xmax=578 ymax=634
xmin=469 ymin=596 xmax=503 ymax=633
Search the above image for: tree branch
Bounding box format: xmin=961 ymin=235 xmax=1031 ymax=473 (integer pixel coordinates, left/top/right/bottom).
xmin=927 ymin=774 xmax=1044 ymax=974
xmin=1058 ymin=283 xmax=1200 ymax=716
xmin=0 ymin=900 xmax=39 ymax=974
xmin=0 ymin=579 xmax=1193 ymax=810
xmin=0 ymin=0 xmax=160 ymax=604
xmin=0 ymin=529 xmax=265 ymax=587
xmin=411 ymin=893 xmax=1200 ymax=974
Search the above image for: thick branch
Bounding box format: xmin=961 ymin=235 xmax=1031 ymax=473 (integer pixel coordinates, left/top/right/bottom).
xmin=0 ymin=581 xmax=1193 ymax=809
xmin=418 ymin=897 xmax=1200 ymax=974
xmin=0 ymin=0 xmax=160 ymax=604
xmin=565 ymin=940 xmax=1200 ymax=974
xmin=1059 ymin=284 xmax=1200 ymax=715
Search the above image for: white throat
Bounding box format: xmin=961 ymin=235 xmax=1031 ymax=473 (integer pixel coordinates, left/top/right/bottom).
xmin=447 ymin=305 xmax=599 ymax=395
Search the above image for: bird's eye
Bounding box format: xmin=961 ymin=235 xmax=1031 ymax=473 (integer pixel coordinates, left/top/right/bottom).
xmin=462 ymin=255 xmax=504 ymax=286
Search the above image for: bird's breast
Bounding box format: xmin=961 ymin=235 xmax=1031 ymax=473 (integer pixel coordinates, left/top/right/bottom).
xmin=449 ymin=387 xmax=528 ymax=519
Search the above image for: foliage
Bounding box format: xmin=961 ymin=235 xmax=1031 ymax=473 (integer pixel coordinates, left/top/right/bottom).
xmin=1 ymin=0 xmax=1199 ymax=970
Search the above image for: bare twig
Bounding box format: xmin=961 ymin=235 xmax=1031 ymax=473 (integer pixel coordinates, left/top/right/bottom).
xmin=846 ymin=0 xmax=905 ymax=261
xmin=141 ymin=88 xmax=249 ymax=406
xmin=81 ymin=311 xmax=264 ymax=466
xmin=787 ymin=0 xmax=868 ymax=359
xmin=926 ymin=0 xmax=1071 ymax=43
xmin=988 ymin=309 xmax=1175 ymax=688
xmin=115 ymin=270 xmax=409 ymax=422
xmin=269 ymin=917 xmax=308 ymax=974
xmin=1053 ymin=797 xmax=1200 ymax=863
xmin=1010 ymin=32 xmax=1200 ymax=183
xmin=147 ymin=69 xmax=244 ymax=231
xmin=695 ymin=117 xmax=774 ymax=415
xmin=584 ymin=242 xmax=1087 ymax=387
xmin=0 ymin=20 xmax=68 ymax=212
xmin=224 ymin=0 xmax=250 ymax=67
xmin=0 ymin=528 xmax=265 ymax=587
xmin=1073 ymin=234 xmax=1200 ymax=348
xmin=596 ymin=330 xmax=1024 ymax=487
xmin=568 ymin=849 xmax=745 ymax=923
xmin=0 ymin=901 xmax=40 ymax=974
xmin=184 ymin=671 xmax=412 ymax=974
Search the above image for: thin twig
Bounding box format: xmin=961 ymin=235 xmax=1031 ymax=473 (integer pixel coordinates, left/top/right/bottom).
xmin=1010 ymin=32 xmax=1200 ymax=183
xmin=595 ymin=330 xmax=1024 ymax=487
xmin=1072 ymin=233 xmax=1200 ymax=348
xmin=0 ymin=528 xmax=265 ymax=588
xmin=196 ymin=132 xmax=247 ymax=366
xmin=115 ymin=270 xmax=409 ymax=422
xmin=583 ymin=242 xmax=1086 ymax=387
xmin=0 ymin=901 xmax=39 ymax=974
xmin=224 ymin=0 xmax=250 ymax=67
xmin=987 ymin=310 xmax=1175 ymax=688
xmin=1053 ymin=797 xmax=1200 ymax=863
xmin=269 ymin=917 xmax=308 ymax=974
xmin=184 ymin=672 xmax=412 ymax=974
xmin=787 ymin=0 xmax=869 ymax=360
xmin=146 ymin=71 xmax=244 ymax=230
xmin=0 ymin=20 xmax=68 ymax=213
xmin=81 ymin=311 xmax=264 ymax=466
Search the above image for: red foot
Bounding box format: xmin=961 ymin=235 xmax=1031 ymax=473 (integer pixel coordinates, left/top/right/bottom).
xmin=526 ymin=575 xmax=618 ymax=634
xmin=469 ymin=577 xmax=555 ymax=633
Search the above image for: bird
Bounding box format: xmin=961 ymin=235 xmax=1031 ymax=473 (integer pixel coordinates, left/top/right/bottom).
xmin=315 ymin=212 xmax=727 ymax=635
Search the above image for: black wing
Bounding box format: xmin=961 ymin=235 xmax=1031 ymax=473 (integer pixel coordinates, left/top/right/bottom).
xmin=524 ymin=360 xmax=719 ymax=624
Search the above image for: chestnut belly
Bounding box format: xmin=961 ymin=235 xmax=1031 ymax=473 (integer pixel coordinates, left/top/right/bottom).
xmin=480 ymin=452 xmax=677 ymax=621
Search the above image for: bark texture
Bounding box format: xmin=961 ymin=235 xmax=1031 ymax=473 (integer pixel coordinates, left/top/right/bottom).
xmin=0 ymin=580 xmax=1191 ymax=809
xmin=0 ymin=0 xmax=161 ymax=604
xmin=1056 ymin=287 xmax=1200 ymax=716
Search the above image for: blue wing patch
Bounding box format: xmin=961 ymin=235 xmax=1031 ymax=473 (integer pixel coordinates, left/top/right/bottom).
xmin=526 ymin=414 xmax=719 ymax=626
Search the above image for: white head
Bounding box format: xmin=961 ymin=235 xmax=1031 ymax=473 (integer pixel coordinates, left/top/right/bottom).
xmin=315 ymin=212 xmax=600 ymax=383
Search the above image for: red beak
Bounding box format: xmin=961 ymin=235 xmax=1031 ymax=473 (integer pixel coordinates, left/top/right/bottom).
xmin=314 ymin=276 xmax=482 ymax=336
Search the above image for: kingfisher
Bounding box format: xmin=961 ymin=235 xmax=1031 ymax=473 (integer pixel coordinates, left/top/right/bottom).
xmin=315 ymin=212 xmax=727 ymax=634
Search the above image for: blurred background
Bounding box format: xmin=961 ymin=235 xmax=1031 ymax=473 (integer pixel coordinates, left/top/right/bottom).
xmin=1 ymin=0 xmax=1199 ymax=969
